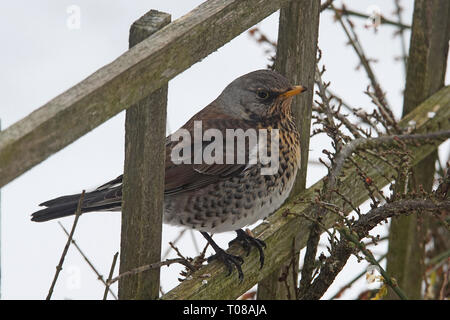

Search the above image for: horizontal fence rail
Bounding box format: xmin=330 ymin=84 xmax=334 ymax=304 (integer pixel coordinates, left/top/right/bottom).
xmin=161 ymin=86 xmax=450 ymax=299
xmin=0 ymin=0 xmax=292 ymax=188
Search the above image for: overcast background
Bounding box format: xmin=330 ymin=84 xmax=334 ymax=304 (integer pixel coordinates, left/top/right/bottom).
xmin=0 ymin=0 xmax=448 ymax=299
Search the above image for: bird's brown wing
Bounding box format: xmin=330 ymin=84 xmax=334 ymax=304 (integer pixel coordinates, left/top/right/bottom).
xmin=164 ymin=104 xmax=256 ymax=195
xmin=91 ymin=105 xmax=256 ymax=196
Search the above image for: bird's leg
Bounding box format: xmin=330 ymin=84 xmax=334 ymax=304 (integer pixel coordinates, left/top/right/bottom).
xmin=200 ymin=231 xmax=244 ymax=282
xmin=229 ymin=229 xmax=266 ymax=269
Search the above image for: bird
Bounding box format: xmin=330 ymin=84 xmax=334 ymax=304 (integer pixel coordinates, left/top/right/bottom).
xmin=31 ymin=69 xmax=307 ymax=281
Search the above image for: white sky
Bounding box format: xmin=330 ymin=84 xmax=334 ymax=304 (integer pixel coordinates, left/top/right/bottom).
xmin=0 ymin=0 xmax=448 ymax=299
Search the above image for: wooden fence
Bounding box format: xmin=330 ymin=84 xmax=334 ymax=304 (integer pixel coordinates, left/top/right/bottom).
xmin=0 ymin=0 xmax=449 ymax=300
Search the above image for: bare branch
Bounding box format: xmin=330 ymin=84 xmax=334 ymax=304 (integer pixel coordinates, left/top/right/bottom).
xmin=103 ymin=252 xmax=119 ymax=300
xmin=107 ymin=258 xmax=197 ymax=287
xmin=329 ymin=6 xmax=411 ymax=30
xmin=331 ymin=131 xmax=450 ymax=188
xmin=300 ymin=198 xmax=450 ymax=299
xmin=46 ymin=191 xmax=85 ymax=300
xmin=298 ymin=62 xmax=340 ymax=296
xmin=332 ymin=4 xmax=392 ymax=111
xmin=320 ymin=0 xmax=335 ymax=12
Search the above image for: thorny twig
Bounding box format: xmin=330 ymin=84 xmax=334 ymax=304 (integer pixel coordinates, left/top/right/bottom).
xmin=46 ymin=191 xmax=85 ymax=300
xmin=167 ymin=236 xmax=210 ymax=281
xmin=331 ymin=131 xmax=450 ymax=189
xmin=320 ymin=0 xmax=335 ymax=12
xmin=299 ymin=198 xmax=450 ymax=300
xmin=328 ymin=6 xmax=411 ymax=30
xmin=332 ymin=4 xmax=392 ymax=112
xmin=298 ymin=60 xmax=341 ymax=297
xmin=325 ymin=89 xmax=362 ymax=124
xmin=103 ymin=252 xmax=119 ymax=300
xmin=162 ymin=229 xmax=186 ymax=260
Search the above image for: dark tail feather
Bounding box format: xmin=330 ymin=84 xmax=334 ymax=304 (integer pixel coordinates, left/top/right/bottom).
xmin=31 ymin=188 xmax=122 ymax=222
xmin=31 ymin=201 xmax=84 ymax=222
xmin=39 ymin=193 xmax=86 ymax=207
xmin=31 ymin=202 xmax=121 ymax=222
xmin=32 ymin=190 xmax=90 ymax=222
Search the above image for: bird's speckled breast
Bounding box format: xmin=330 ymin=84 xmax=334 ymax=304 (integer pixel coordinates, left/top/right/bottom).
xmin=164 ymin=117 xmax=301 ymax=233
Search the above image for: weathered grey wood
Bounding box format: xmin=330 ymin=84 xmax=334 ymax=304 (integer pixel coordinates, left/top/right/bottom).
xmin=119 ymin=10 xmax=170 ymax=300
xmin=161 ymin=87 xmax=450 ymax=299
xmin=0 ymin=0 xmax=292 ymax=188
xmin=386 ymin=0 xmax=450 ymax=300
xmin=257 ymin=0 xmax=320 ymax=300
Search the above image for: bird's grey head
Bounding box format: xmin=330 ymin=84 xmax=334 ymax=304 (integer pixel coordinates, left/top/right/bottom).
xmin=215 ymin=69 xmax=306 ymax=120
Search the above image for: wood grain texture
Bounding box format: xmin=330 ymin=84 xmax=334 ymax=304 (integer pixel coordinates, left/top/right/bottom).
xmin=257 ymin=0 xmax=320 ymax=300
xmin=162 ymin=87 xmax=450 ymax=299
xmin=386 ymin=0 xmax=450 ymax=300
xmin=0 ymin=0 xmax=291 ymax=188
xmin=119 ymin=10 xmax=170 ymax=300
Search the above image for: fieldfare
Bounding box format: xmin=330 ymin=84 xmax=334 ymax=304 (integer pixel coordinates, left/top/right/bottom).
xmin=31 ymin=69 xmax=307 ymax=281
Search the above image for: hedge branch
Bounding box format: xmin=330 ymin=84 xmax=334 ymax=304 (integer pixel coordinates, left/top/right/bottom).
xmin=301 ymin=198 xmax=450 ymax=300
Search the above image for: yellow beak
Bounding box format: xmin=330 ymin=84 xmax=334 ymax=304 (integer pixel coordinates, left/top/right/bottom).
xmin=280 ymin=85 xmax=307 ymax=98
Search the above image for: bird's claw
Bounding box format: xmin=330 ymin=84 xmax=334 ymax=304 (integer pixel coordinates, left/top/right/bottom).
xmin=229 ymin=230 xmax=266 ymax=269
xmin=208 ymin=249 xmax=244 ymax=282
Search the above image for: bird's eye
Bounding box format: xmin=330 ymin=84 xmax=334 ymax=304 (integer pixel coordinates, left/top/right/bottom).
xmin=256 ymin=90 xmax=270 ymax=99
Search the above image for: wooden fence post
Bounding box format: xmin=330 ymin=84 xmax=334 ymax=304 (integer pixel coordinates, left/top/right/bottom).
xmin=119 ymin=10 xmax=171 ymax=300
xmin=386 ymin=0 xmax=450 ymax=299
xmin=257 ymin=0 xmax=320 ymax=299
